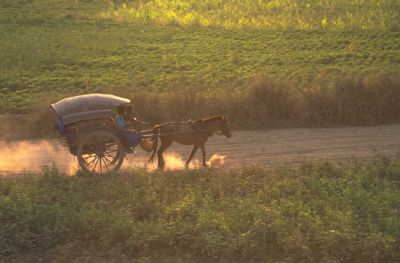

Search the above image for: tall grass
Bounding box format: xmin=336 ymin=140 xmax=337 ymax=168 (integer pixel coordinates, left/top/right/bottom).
xmin=1 ymin=159 xmax=399 ymax=261
xmin=2 ymin=0 xmax=398 ymax=31
xmin=129 ymin=73 xmax=400 ymax=129
xmin=100 ymin=0 xmax=400 ymax=30
xmin=4 ymin=73 xmax=399 ymax=140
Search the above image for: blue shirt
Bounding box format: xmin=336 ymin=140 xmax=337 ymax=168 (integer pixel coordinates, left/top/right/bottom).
xmin=115 ymin=115 xmax=126 ymax=129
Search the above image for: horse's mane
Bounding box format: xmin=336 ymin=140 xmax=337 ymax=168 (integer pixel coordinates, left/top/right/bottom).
xmin=201 ymin=115 xmax=225 ymax=123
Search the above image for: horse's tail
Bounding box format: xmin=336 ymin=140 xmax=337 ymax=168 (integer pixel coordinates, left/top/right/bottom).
xmin=148 ymin=127 xmax=159 ymax=164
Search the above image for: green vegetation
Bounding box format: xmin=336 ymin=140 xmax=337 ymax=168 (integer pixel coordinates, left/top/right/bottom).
xmin=0 ymin=0 xmax=399 ymax=119
xmin=1 ymin=159 xmax=400 ymax=261
xmin=102 ymin=0 xmax=400 ymax=30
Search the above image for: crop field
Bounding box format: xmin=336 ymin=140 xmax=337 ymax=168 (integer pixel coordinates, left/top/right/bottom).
xmin=0 ymin=0 xmax=399 ymax=127
xmin=1 ymin=159 xmax=400 ymax=262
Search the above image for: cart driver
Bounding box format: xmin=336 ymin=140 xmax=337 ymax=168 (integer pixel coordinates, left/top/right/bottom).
xmin=114 ymin=106 xmax=143 ymax=152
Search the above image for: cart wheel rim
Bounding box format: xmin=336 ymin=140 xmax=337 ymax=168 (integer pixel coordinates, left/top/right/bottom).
xmin=77 ymin=131 xmax=124 ymax=174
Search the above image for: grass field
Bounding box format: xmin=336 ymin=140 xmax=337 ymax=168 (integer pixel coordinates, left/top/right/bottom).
xmin=1 ymin=159 xmax=399 ymax=261
xmin=1 ymin=0 xmax=399 ymax=121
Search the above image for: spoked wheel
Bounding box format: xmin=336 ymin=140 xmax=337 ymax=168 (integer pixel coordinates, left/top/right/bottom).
xmin=77 ymin=131 xmax=125 ymax=174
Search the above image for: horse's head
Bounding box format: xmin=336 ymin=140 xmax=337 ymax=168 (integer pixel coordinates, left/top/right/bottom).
xmin=217 ymin=116 xmax=232 ymax=138
xmin=203 ymin=115 xmax=232 ymax=138
xmin=221 ymin=118 xmax=232 ymax=138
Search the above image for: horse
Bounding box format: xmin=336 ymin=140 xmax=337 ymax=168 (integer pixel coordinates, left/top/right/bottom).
xmin=148 ymin=115 xmax=232 ymax=169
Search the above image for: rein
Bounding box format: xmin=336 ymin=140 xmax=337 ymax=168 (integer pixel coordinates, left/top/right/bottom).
xmin=140 ymin=129 xmax=209 ymax=138
xmin=140 ymin=116 xmax=226 ymax=137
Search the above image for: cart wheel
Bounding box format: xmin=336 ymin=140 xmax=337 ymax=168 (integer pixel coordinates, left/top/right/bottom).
xmin=77 ymin=131 xmax=125 ymax=174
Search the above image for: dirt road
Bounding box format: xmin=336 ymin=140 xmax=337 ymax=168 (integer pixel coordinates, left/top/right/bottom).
xmin=1 ymin=124 xmax=400 ymax=175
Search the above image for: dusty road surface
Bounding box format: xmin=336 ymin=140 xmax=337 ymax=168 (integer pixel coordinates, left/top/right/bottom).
xmin=1 ymin=124 xmax=400 ymax=175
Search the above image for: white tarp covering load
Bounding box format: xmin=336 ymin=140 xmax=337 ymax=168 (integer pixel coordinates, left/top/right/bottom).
xmin=50 ymin=94 xmax=130 ymax=124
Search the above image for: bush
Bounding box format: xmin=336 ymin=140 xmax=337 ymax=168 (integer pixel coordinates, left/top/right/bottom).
xmin=1 ymin=160 xmax=399 ymax=261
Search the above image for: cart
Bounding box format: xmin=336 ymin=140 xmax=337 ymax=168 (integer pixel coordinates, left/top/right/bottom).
xmin=50 ymin=94 xmax=154 ymax=174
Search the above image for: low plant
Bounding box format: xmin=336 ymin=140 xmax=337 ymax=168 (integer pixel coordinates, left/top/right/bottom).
xmin=1 ymin=159 xmax=399 ymax=261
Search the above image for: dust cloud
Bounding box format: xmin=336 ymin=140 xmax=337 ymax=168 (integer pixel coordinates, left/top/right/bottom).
xmin=0 ymin=140 xmax=76 ymax=175
xmin=0 ymin=139 xmax=226 ymax=176
xmin=145 ymin=152 xmax=226 ymax=172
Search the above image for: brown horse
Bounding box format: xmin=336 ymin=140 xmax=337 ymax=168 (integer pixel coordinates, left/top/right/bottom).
xmin=148 ymin=115 xmax=232 ymax=168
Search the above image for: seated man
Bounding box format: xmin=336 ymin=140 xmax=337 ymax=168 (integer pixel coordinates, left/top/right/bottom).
xmin=113 ymin=106 xmax=143 ymax=151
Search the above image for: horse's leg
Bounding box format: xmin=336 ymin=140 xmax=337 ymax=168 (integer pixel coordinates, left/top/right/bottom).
xmin=186 ymin=144 xmax=199 ymax=168
xmin=200 ymin=143 xmax=207 ymax=167
xmin=157 ymin=138 xmax=172 ymax=169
